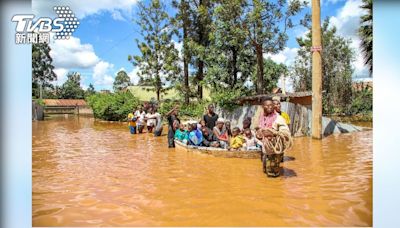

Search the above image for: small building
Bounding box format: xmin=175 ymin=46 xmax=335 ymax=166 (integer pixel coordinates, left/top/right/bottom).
xmin=100 ymin=89 xmax=111 ymax=94
xmin=42 ymin=99 xmax=92 ymax=115
xmin=43 ymin=99 xmax=87 ymax=107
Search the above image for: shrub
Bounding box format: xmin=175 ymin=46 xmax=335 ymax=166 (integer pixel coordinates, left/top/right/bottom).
xmin=35 ymin=99 xmax=45 ymax=106
xmin=159 ymin=99 xmax=208 ymax=120
xmin=349 ymin=88 xmax=372 ymax=115
xmin=86 ymin=92 xmax=140 ymax=121
xmin=211 ymin=89 xmax=244 ymax=111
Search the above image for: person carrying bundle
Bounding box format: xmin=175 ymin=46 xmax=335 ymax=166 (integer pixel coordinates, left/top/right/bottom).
xmin=257 ymin=98 xmax=293 ymax=177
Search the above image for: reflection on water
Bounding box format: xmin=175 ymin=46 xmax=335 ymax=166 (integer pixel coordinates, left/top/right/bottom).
xmin=32 ymin=115 xmax=372 ymax=226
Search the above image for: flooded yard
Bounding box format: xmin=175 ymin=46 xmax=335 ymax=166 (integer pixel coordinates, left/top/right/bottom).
xmin=32 ymin=115 xmax=372 ymax=226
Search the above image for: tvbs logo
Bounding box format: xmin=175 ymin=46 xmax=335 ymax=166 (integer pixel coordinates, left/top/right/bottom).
xmin=12 ymin=6 xmax=79 ymax=44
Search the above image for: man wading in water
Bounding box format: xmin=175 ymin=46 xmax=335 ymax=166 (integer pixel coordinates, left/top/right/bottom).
xmin=166 ymin=105 xmax=180 ymax=148
xmin=257 ymin=98 xmax=292 ymax=176
xmin=258 ymin=98 xmax=289 ymax=132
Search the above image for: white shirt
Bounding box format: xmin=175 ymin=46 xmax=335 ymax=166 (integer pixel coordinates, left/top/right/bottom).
xmin=273 ymin=115 xmax=290 ymax=132
xmin=134 ymin=111 xmax=146 ymax=125
xmin=146 ymin=113 xmax=157 ymax=127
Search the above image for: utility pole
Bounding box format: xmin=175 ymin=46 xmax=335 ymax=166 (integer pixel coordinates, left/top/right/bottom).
xmin=311 ymin=0 xmax=323 ymax=139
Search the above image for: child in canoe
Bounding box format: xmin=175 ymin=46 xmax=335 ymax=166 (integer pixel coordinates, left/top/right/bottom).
xmin=188 ymin=123 xmax=203 ymax=146
xmin=174 ymin=123 xmax=189 ymax=144
xmin=229 ymin=127 xmax=245 ymax=150
xmin=242 ymin=128 xmax=260 ymax=150
xmin=201 ymin=126 xmax=220 ymax=148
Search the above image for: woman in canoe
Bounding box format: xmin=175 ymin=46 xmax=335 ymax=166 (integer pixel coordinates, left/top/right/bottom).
xmin=213 ymin=118 xmax=229 ymax=149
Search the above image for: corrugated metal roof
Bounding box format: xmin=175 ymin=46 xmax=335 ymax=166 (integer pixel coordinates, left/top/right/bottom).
xmin=43 ymin=99 xmax=87 ymax=106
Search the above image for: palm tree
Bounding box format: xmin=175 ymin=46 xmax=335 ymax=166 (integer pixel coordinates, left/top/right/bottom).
xmin=359 ymin=0 xmax=372 ymax=75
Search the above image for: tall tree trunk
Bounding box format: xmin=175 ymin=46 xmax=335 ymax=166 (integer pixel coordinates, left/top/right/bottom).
xmin=197 ymin=61 xmax=204 ymax=99
xmin=255 ymin=43 xmax=264 ymax=94
xmin=196 ymin=0 xmax=206 ymax=100
xmin=156 ymin=67 xmax=161 ymax=101
xmin=183 ymin=24 xmax=190 ymax=105
xmin=232 ymin=48 xmax=238 ymax=87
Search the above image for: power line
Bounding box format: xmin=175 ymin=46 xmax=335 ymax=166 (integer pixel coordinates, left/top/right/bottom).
xmin=97 ymin=27 xmax=141 ymax=58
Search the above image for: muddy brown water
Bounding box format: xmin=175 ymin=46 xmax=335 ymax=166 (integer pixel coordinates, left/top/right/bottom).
xmin=32 ymin=115 xmax=372 ymax=226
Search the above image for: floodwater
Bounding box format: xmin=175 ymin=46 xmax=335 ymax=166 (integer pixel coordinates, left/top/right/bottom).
xmin=32 ymin=115 xmax=372 ymax=227
xmin=350 ymin=121 xmax=373 ymax=129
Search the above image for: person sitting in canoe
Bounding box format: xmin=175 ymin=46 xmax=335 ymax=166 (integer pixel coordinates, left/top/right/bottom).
xmin=201 ymin=126 xmax=220 ymax=148
xmin=199 ymin=119 xmax=207 ymax=129
xmin=213 ymin=118 xmax=229 ymax=149
xmin=242 ymin=128 xmax=260 ymax=151
xmin=174 ymin=123 xmax=189 ymax=144
xmin=229 ymin=127 xmax=245 ymax=150
xmin=188 ymin=123 xmax=203 ymax=146
xmin=241 ymin=117 xmax=252 ymax=134
xmin=225 ymin=121 xmax=232 ymax=137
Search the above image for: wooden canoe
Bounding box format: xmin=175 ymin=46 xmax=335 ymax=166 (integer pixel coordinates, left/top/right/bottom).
xmin=174 ymin=140 xmax=261 ymax=159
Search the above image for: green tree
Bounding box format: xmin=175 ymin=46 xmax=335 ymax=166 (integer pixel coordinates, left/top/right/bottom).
xmin=58 ymin=72 xmax=85 ymax=99
xmin=350 ymin=85 xmax=372 ymax=115
xmin=291 ymin=19 xmax=355 ymax=114
xmin=42 ymin=84 xmax=59 ymax=99
xmin=205 ymin=0 xmax=255 ymax=92
xmin=85 ymin=83 xmax=96 ymax=97
xmin=255 ymin=58 xmax=287 ymax=92
xmin=129 ymin=0 xmax=181 ymax=101
xmin=113 ymin=70 xmax=131 ymax=92
xmin=179 ymin=0 xmax=214 ymax=100
xmin=172 ymin=0 xmax=192 ymax=104
xmin=32 ymin=43 xmax=57 ymax=98
xmin=359 ymin=0 xmax=372 ymax=75
xmin=243 ymin=0 xmax=307 ymax=94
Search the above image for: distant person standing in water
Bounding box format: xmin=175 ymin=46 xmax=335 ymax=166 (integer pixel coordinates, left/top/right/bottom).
xmin=134 ymin=106 xmax=146 ymax=133
xmin=145 ymin=107 xmax=157 ymax=133
xmin=166 ymin=105 xmax=180 ymax=148
xmin=152 ymin=108 xmax=163 ymax=137
xmin=127 ymin=109 xmax=137 ymax=134
xmin=202 ymin=104 xmax=219 ymax=130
